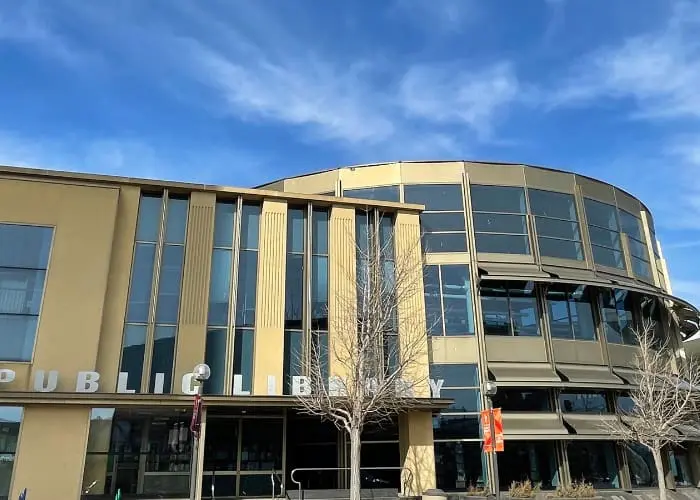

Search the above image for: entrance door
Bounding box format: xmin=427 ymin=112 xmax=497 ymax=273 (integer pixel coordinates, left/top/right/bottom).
xmin=285 ymin=414 xmax=340 ymax=490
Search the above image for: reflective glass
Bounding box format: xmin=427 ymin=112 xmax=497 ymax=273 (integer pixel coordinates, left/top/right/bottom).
xmin=432 ymin=415 xmax=480 ymax=439
xmin=475 ymin=233 xmax=530 ymax=254
xmin=204 ymin=328 xmax=227 ymax=394
xmin=164 ymin=198 xmax=188 ymax=244
xmin=592 ymin=246 xmax=625 ymax=269
xmin=239 ymin=419 xmax=283 ymax=471
xmin=424 ymin=266 xmax=443 ymax=335
xmin=343 ymin=185 xmax=400 ymax=202
xmin=422 ymin=233 xmax=468 ymax=252
xmin=126 ymin=242 xmax=156 ymax=323
xmin=234 ymin=328 xmax=254 ymax=392
xmin=584 ymin=199 xmax=619 ymax=231
xmin=0 ymin=314 xmax=38 ymax=361
xmin=497 ymin=441 xmax=559 ymax=489
xmin=355 ymin=212 xmax=370 ymax=254
xmin=155 ymin=245 xmax=185 ymax=324
xmin=149 ymin=325 xmax=176 ymax=393
xmin=492 ymin=389 xmax=551 ymax=411
xmin=312 ymin=209 xmax=329 ymax=255
xmin=283 ymin=330 xmax=304 ymax=395
xmin=470 ymin=185 xmax=526 ymax=214
xmin=120 ymin=324 xmax=147 ymax=391
xmin=619 ymin=210 xmax=644 ymax=241
xmin=235 ymin=250 xmax=258 ymax=327
xmin=538 ymin=237 xmax=584 ymax=260
xmin=240 ymin=204 xmax=261 ymax=250
xmin=213 ymin=201 xmax=236 ymax=247
xmin=535 ymin=218 xmax=581 ymax=240
xmin=135 ymin=195 xmax=163 ymax=242
xmin=441 ymin=265 xmax=475 ymax=335
xmin=379 ymin=215 xmax=394 ymax=256
xmin=601 ymin=289 xmax=635 ymax=345
xmin=474 ymin=213 xmax=527 ymax=234
xmin=589 ymin=226 xmax=622 ymax=250
xmin=404 ymin=184 xmax=464 ymax=211
xmin=287 ymin=208 xmax=306 ymax=254
xmin=547 ymin=285 xmax=595 ymax=340
xmin=632 ymin=257 xmax=652 ymax=279
xmin=617 ymin=394 xmax=635 ymax=414
xmin=0 ymin=406 xmax=22 ymax=499
xmin=435 ymin=442 xmax=484 ymax=492
xmin=627 ymin=238 xmax=649 ymax=260
xmin=429 ymin=363 xmax=479 ymax=388
xmin=627 ymin=443 xmax=658 ymax=487
xmin=528 ymin=190 xmax=577 ymax=220
xmin=420 ymin=212 xmax=466 ymax=232
xmin=0 ymin=268 xmax=46 ymax=315
xmin=560 ymin=391 xmax=608 ymax=413
xmin=481 ymin=296 xmax=511 ymax=335
xmin=311 ymin=255 xmax=329 ymax=329
xmin=285 ymin=254 xmax=304 ymax=329
xmin=568 ymin=441 xmax=620 ymax=489
xmin=0 ymin=224 xmax=54 ymax=269
xmin=441 ymin=389 xmax=480 ymax=412
xmin=208 ymin=249 xmax=232 ymax=326
xmin=511 ymin=296 xmax=539 ymax=336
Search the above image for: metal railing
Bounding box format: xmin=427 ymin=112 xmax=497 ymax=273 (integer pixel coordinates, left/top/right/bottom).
xmin=270 ymin=471 xmax=289 ymax=499
xmin=290 ymin=466 xmax=414 ymax=500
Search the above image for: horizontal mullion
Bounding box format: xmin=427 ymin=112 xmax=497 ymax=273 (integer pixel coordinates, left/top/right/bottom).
xmin=0 ymin=265 xmax=48 ymax=272
xmin=537 ymin=235 xmax=582 ymax=243
xmin=475 ymin=231 xmax=528 ymax=236
xmin=0 ymin=312 xmax=39 ymax=318
xmin=590 ymin=241 xmax=622 ymax=252
xmin=473 ymin=210 xmax=527 ymax=216
xmin=535 ymin=214 xmax=578 ymax=224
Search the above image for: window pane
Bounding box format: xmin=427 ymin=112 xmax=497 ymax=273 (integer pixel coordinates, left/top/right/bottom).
xmin=441 ymin=265 xmax=474 ymax=335
xmin=311 ymin=255 xmax=329 ymax=329
xmin=285 ymin=254 xmax=304 ymax=329
xmin=213 ymin=201 xmax=236 ymax=247
xmin=538 ymin=238 xmax=584 ymax=260
xmin=135 ymin=195 xmax=163 ymax=242
xmin=284 ymin=330 xmax=304 ymax=395
xmin=208 ymin=249 xmax=232 ymax=326
xmin=627 ymin=443 xmax=658 ymax=487
xmin=481 ymin=296 xmax=511 ymax=335
xmin=497 ymin=441 xmax=559 ymax=489
xmin=379 ymin=215 xmax=394 ymax=256
xmin=568 ymin=441 xmax=620 ymax=489
xmin=473 ymin=213 xmax=527 ymax=234
xmin=0 ymin=268 xmax=46 ymax=315
xmin=570 ymin=286 xmax=596 ymax=340
xmin=433 ymin=415 xmax=480 ymax=440
xmin=442 ymin=389 xmax=480 ymax=412
xmin=240 ymin=204 xmax=261 ymax=249
xmin=627 ymin=238 xmax=649 ymax=260
xmin=589 ymin=226 xmax=621 ymax=250
xmin=422 ymin=233 xmax=468 ymax=253
xmin=150 ymin=325 xmax=176 ymax=393
xmin=155 ymin=245 xmax=185 ymax=324
xmin=424 ymin=266 xmax=443 ymax=335
xmin=529 ymin=190 xmax=577 ymax=220
xmin=120 ymin=324 xmax=147 ymax=392
xmin=235 ymin=250 xmax=258 ymax=327
xmin=420 ymin=212 xmax=465 ymax=232
xmin=312 ymin=209 xmax=329 ymax=255
xmin=287 ymin=208 xmax=306 ymax=254
xmin=234 ymin=328 xmax=254 ymax=392
xmin=204 ymin=328 xmax=227 ymax=394
xmin=632 ymin=257 xmax=652 ymax=279
xmin=592 ymin=246 xmax=625 ymax=269
xmin=343 ymin=185 xmax=400 ymax=202
xmin=511 ymin=297 xmax=539 ymax=336
xmin=0 ymin=224 xmax=54 ymax=269
xmin=535 ymin=218 xmax=581 ymax=240
xmin=164 ymin=198 xmax=188 ymax=244
xmin=126 ymin=242 xmax=156 ymax=323
xmin=492 ymin=389 xmax=551 ymax=411
xmin=435 ymin=442 xmax=485 ymax=492
xmin=470 ymin=185 xmax=526 ymax=214
xmin=619 ymin=210 xmax=644 ymax=241
xmin=430 ymin=364 xmax=479 ymax=388
xmin=404 ymin=184 xmax=464 ymax=211
xmin=475 ymin=234 xmax=530 ymax=254
xmin=239 ymin=419 xmax=283 ymax=471
xmin=584 ymin=199 xmax=619 ymax=230
xmin=547 ymin=291 xmax=573 ymax=339
xmin=0 ymin=314 xmax=38 ymax=361
xmin=560 ymin=391 xmax=608 ymax=413
xmin=355 ymin=211 xmax=370 ymax=254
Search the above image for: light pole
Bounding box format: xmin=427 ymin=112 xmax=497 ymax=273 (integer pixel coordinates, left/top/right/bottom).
xmin=189 ymin=363 xmax=211 ymax=500
xmin=483 ymin=381 xmax=499 ymax=500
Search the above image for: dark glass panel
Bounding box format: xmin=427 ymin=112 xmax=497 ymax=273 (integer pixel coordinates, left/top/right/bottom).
xmin=284 ymin=254 xmax=304 ymax=329
xmin=616 ymin=393 xmax=635 ymax=414
xmin=0 ymin=224 xmax=54 ymax=269
xmin=312 ymin=208 xmax=329 ymax=255
xmin=510 ymin=296 xmax=540 ymax=336
xmin=240 ymin=204 xmax=261 ymax=250
xmin=632 ymin=257 xmax=652 ymax=279
xmin=240 ymin=474 xmax=278 ymax=497
xmin=420 ymin=212 xmax=466 ymax=232
xmin=592 ymin=245 xmax=626 ymax=269
xmin=120 ymin=324 xmax=147 ymax=392
xmin=627 ymin=237 xmax=649 ymax=260
xmin=283 ymin=330 xmax=304 ymax=395
xmin=441 ymin=389 xmax=480 ymax=412
xmin=432 ymin=415 xmax=480 ymax=439
xmin=547 ymin=285 xmax=596 ymax=340
xmin=619 ymin=210 xmax=644 ymax=241
xmin=213 ymin=201 xmax=236 ymax=247
xmin=547 ymin=289 xmax=573 ymax=339
xmin=204 ymin=328 xmax=227 ymax=395
xmin=149 ymin=325 xmax=176 ymax=393
xmin=473 ymin=213 xmax=527 ymax=234
xmin=567 ymin=441 xmax=620 ymax=488
xmin=379 ymin=214 xmax=394 ymax=257
xmin=497 ymin=441 xmax=558 ymax=489
xmin=440 ymin=265 xmax=474 ymax=335
xmin=207 ymin=248 xmax=232 ymax=326
xmin=475 ymin=234 xmax=530 ymax=254
xmin=126 ymin=242 xmax=157 ymax=323
xmin=560 ymin=391 xmax=609 ymax=413
xmin=233 ymin=328 xmax=254 ymax=392
xmin=287 ymin=208 xmax=306 ymax=254
xmin=528 ymin=190 xmax=577 ymax=220
xmin=0 ymin=268 xmax=46 ymax=315
xmin=164 ymin=197 xmax=188 ymax=244
xmin=589 ymin=226 xmax=622 ymax=250
xmin=538 ymin=237 xmax=584 ymax=260
xmin=239 ymin=419 xmax=283 ymax=471
xmin=429 ymin=364 xmax=479 ymax=388
xmin=404 ymin=184 xmax=464 ymax=211
xmin=424 ymin=266 xmax=443 ymax=335
xmin=203 ymin=418 xmax=239 ymax=471
xmin=627 ymin=443 xmax=658 ymax=487
xmin=535 ymin=218 xmax=581 ymax=240
xmin=422 ymin=233 xmax=468 ymax=253
xmin=470 ymin=185 xmax=526 ymax=214
xmin=570 ymin=286 xmax=596 ymax=340
xmin=235 ymin=250 xmax=258 ymax=327
xmin=311 ymin=255 xmax=329 ymax=329
xmin=343 ymin=185 xmax=400 ymax=202
xmin=481 ymin=296 xmax=511 ymax=336
xmin=355 ymin=212 xmax=370 ymax=254
xmin=492 ymin=389 xmax=551 ymax=411
xmin=155 ymin=245 xmax=185 ymax=324
xmin=435 ymin=442 xmax=485 ymax=491
xmin=601 ymin=289 xmax=634 ymax=345
xmin=0 ymin=314 xmax=38 ymax=361
xmin=135 ymin=195 xmax=163 ymax=242
xmin=584 ymin=199 xmax=619 ymax=230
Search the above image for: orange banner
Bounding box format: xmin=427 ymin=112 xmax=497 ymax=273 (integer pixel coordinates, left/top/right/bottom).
xmin=481 ymin=408 xmax=504 ymax=453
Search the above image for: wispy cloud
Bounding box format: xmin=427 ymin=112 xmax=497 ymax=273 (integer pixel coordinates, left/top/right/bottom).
xmin=388 ymin=0 xmax=480 ymax=33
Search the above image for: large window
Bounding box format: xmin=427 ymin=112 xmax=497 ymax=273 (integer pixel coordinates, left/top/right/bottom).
xmin=619 ymin=210 xmax=652 ymax=279
xmin=470 ymin=185 xmax=529 ymax=255
xmin=343 ymin=185 xmax=400 ymax=202
xmin=0 ymin=224 xmax=53 ymax=362
xmin=567 ymin=441 xmax=620 ymax=489
xmin=546 ymin=284 xmax=597 ymax=340
xmin=492 ymin=389 xmax=551 ymax=411
xmin=601 ymin=288 xmax=636 ymax=345
xmin=434 ymin=442 xmax=485 ymax=491
xmin=424 ymin=265 xmax=475 ymax=336
xmin=481 ymin=281 xmax=540 ymax=336
xmin=626 ymin=442 xmax=658 ymax=487
xmin=528 ymin=189 xmax=583 ymax=260
xmin=0 ymin=407 xmax=22 ymax=499
xmin=584 ymin=199 xmax=625 ymax=270
xmin=430 ymin=364 xmax=480 ymax=413
xmin=121 ymin=194 xmax=187 ymax=393
xmin=560 ymin=390 xmax=609 ymax=413
xmin=404 ymin=184 xmax=467 ymax=252
xmin=498 ymin=441 xmax=558 ymax=489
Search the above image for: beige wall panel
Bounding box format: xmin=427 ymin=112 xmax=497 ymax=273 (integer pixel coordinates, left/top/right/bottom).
xmin=429 ymin=337 xmax=479 ymax=364
xmin=614 ymin=189 xmax=641 ymax=215
xmin=400 ymin=162 xmax=464 ymax=184
xmin=476 ymin=253 xmax=535 ymax=264
xmin=261 ymin=180 xmax=285 ymax=191
xmin=575 ymin=175 xmax=616 ymax=204
xmin=284 ymin=170 xmax=339 ymax=195
xmin=399 ymin=411 xmax=436 ymax=495
xmin=485 ymin=337 xmax=549 ymax=362
xmin=11 ymin=406 xmax=89 ymax=499
xmin=524 ymin=167 xmax=576 ymax=193
xmin=424 ymin=253 xmax=470 ymax=265
xmin=328 ymin=206 xmax=356 ymax=379
xmin=466 ymin=163 xmax=525 ymax=186
xmin=608 ymin=344 xmax=640 ymax=367
xmin=173 ymin=193 xmax=216 ymax=391
xmin=0 ymin=179 xmax=118 ymax=391
xmin=0 ymin=364 xmax=30 ymax=391
xmin=253 ymin=200 xmax=287 ymax=395
xmin=340 ymin=163 xmax=401 ymax=189
xmin=395 ymin=212 xmax=431 ymax=398
xmin=95 ymin=186 xmax=140 ymax=391
xmin=551 ymin=339 xmax=605 ymax=365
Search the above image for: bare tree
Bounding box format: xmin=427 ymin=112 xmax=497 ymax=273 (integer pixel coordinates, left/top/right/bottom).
xmin=294 ymin=211 xmax=433 ymax=500
xmin=603 ymin=321 xmax=700 ymax=500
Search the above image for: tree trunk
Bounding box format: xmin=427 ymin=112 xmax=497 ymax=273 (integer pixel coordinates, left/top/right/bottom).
xmin=349 ymin=426 xmax=362 ymax=500
xmin=652 ymin=445 xmax=667 ymax=500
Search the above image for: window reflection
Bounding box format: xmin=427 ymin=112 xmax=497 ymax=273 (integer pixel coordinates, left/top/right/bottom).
xmin=0 ymin=406 xmax=22 ymax=499
xmin=626 ymin=443 xmax=658 ymax=487
xmin=584 ymin=199 xmax=626 ymax=270
xmin=471 ymin=185 xmax=530 ymax=255
xmin=668 ymin=447 xmax=693 ymax=487
xmin=619 ymin=210 xmax=652 ymax=279
xmin=492 ymin=389 xmax=551 ymax=411
xmin=343 ymin=185 xmax=400 ymax=202
xmin=498 ymin=441 xmax=558 ymax=489
xmin=404 ymin=184 xmax=467 ymax=252
xmin=601 ymin=289 xmax=635 ymax=345
xmin=546 ymin=285 xmax=596 ymax=340
xmin=529 ymin=189 xmax=583 ymax=260
xmin=423 ymin=265 xmax=475 ymax=336
xmin=567 ymin=441 xmax=620 ymax=488
xmin=481 ymin=281 xmax=539 ymax=336
xmin=434 ymin=442 xmax=485 ymax=491
xmin=560 ymin=391 xmax=609 ymax=413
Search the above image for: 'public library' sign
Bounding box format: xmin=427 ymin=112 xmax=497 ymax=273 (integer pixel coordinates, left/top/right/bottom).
xmin=0 ymin=368 xmax=446 ymax=398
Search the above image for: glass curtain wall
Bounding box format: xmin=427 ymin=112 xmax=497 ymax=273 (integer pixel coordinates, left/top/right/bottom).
xmin=470 ymin=185 xmax=530 ymax=255
xmin=528 ymin=189 xmax=583 ymax=260
xmin=619 ymin=210 xmax=652 ymax=280
xmin=546 ymin=285 xmax=597 ymax=341
xmin=481 ymin=281 xmax=540 ymax=336
xmin=583 ymin=199 xmax=625 ymax=270
xmin=423 ymin=264 xmax=475 ymax=336
xmin=404 ymin=184 xmax=467 ymax=252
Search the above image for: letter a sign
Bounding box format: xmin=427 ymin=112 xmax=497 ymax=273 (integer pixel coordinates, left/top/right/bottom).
xmin=481 ymin=408 xmax=504 ymax=453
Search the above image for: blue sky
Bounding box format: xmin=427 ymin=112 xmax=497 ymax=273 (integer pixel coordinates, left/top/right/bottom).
xmin=1 ymin=0 xmax=699 ymax=306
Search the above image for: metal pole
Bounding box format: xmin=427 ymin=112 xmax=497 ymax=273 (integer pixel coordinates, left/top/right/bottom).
xmin=488 ymin=398 xmax=499 ymax=500
xmin=189 ymin=384 xmax=203 ymax=500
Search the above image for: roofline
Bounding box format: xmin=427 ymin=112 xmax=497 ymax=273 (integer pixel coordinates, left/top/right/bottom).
xmin=254 ymin=159 xmax=655 ymax=215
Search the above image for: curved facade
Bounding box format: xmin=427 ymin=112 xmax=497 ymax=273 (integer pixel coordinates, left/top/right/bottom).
xmin=0 ymin=161 xmax=699 ymax=499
